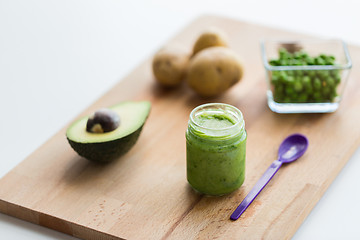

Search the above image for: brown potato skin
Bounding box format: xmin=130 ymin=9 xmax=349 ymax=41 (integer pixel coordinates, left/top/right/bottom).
xmin=192 ymin=28 xmax=228 ymax=56
xmin=187 ymin=47 xmax=244 ymax=97
xmin=152 ymin=46 xmax=189 ymax=87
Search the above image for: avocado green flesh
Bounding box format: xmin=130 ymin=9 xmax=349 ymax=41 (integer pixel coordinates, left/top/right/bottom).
xmin=66 ymin=101 xmax=151 ymax=162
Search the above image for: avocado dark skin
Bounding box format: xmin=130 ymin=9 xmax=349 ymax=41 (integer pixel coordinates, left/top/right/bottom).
xmin=67 ymin=126 xmax=143 ymax=163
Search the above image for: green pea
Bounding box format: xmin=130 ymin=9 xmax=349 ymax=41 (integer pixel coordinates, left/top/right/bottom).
xmin=296 ymin=70 xmax=303 ymax=76
xmin=299 ymin=51 xmax=309 ymax=58
xmin=322 ymin=87 xmax=331 ymax=97
xmin=294 ymin=81 xmax=303 ymax=92
xmin=269 ymin=59 xmax=279 ymax=66
xmin=286 ymin=70 xmax=294 ymax=76
xmin=272 ymin=71 xmax=281 ymax=77
xmin=275 ymin=84 xmax=284 ymax=92
xmin=271 ymin=74 xmax=279 ymax=84
xmin=280 ymin=59 xmax=288 ymax=66
xmin=274 ymin=96 xmax=283 ymax=103
xmin=279 ymin=72 xmax=288 ymax=82
xmin=291 ymin=93 xmax=299 ymax=102
xmin=298 ymin=93 xmax=308 ymax=103
xmin=320 ymin=54 xmax=328 ymax=60
xmin=302 ymin=75 xmax=311 ymax=84
xmin=295 ymin=76 xmax=303 ymax=82
xmin=279 ymin=47 xmax=287 ymax=55
xmin=326 ymin=77 xmax=335 ymax=87
xmin=274 ymin=90 xmax=284 ymax=102
xmin=285 ymin=86 xmax=295 ymax=95
xmin=288 ymin=59 xmax=295 ymax=65
xmin=279 ymin=48 xmax=292 ymax=60
xmin=315 ymin=57 xmax=326 ymax=65
xmin=334 ymin=73 xmax=341 ymax=84
xmin=329 ymin=92 xmax=337 ymax=102
xmin=295 ymin=70 xmax=304 ymax=77
xmin=285 ymin=75 xmax=295 ymax=85
xmin=305 ymin=84 xmax=313 ymax=95
xmin=303 ymin=76 xmax=312 ymax=94
xmin=293 ymin=60 xmax=303 ymax=66
xmin=304 ymin=70 xmax=312 ymax=76
xmin=313 ymin=78 xmax=322 ymax=90
xmin=325 ymin=57 xmax=335 ymax=65
xmin=274 ymin=84 xmax=284 ymax=96
xmin=283 ymin=97 xmax=291 ymax=103
xmin=306 ymin=57 xmax=315 ymax=65
xmin=315 ymin=70 xmax=324 ymax=77
xmin=308 ymin=70 xmax=316 ymax=78
xmin=330 ymin=69 xmax=338 ymax=76
xmin=294 ymin=51 xmax=302 ymax=59
xmin=318 ymin=70 xmax=330 ymax=79
xmin=313 ymin=92 xmax=322 ymax=102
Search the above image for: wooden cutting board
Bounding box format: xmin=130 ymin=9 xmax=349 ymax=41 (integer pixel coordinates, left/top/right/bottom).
xmin=1 ymin=15 xmax=360 ymax=240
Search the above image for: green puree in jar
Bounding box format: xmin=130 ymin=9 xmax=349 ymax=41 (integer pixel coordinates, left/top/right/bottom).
xmin=196 ymin=113 xmax=235 ymax=128
xmin=186 ymin=104 xmax=246 ymax=196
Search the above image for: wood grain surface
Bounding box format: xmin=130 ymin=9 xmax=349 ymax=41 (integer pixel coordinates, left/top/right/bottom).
xmin=1 ymin=15 xmax=360 ymax=240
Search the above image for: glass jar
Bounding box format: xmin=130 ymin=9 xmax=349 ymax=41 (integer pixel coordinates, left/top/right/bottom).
xmin=261 ymin=39 xmax=352 ymax=113
xmin=186 ymin=103 xmax=247 ymax=196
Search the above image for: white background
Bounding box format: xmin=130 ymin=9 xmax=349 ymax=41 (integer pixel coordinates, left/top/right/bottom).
xmin=1 ymin=0 xmax=360 ymax=239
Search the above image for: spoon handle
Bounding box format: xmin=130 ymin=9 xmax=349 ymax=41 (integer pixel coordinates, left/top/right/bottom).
xmin=230 ymin=160 xmax=283 ymax=221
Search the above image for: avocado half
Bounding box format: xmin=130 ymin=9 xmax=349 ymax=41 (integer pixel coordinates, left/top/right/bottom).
xmin=66 ymin=101 xmax=151 ymax=162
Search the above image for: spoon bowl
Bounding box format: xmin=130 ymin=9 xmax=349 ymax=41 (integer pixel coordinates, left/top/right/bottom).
xmin=278 ymin=133 xmax=309 ymax=163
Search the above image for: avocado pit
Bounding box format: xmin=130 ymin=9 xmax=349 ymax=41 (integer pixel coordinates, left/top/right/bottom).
xmin=86 ymin=108 xmax=120 ymax=133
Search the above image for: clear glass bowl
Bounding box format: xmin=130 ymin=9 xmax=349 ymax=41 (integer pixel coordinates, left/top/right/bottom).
xmin=261 ymin=39 xmax=352 ymax=113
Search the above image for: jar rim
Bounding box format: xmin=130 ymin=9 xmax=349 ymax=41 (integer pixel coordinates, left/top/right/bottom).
xmin=189 ymin=103 xmax=245 ymax=133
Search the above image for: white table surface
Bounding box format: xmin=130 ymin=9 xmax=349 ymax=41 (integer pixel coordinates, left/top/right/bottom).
xmin=1 ymin=0 xmax=359 ymax=239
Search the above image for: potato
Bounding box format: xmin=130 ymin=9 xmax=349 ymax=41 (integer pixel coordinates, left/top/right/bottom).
xmin=152 ymin=46 xmax=189 ymax=87
xmin=187 ymin=47 xmax=244 ymax=97
xmin=192 ymin=28 xmax=228 ymax=56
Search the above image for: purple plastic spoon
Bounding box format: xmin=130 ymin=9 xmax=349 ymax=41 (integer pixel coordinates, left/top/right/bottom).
xmin=230 ymin=133 xmax=308 ymax=221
